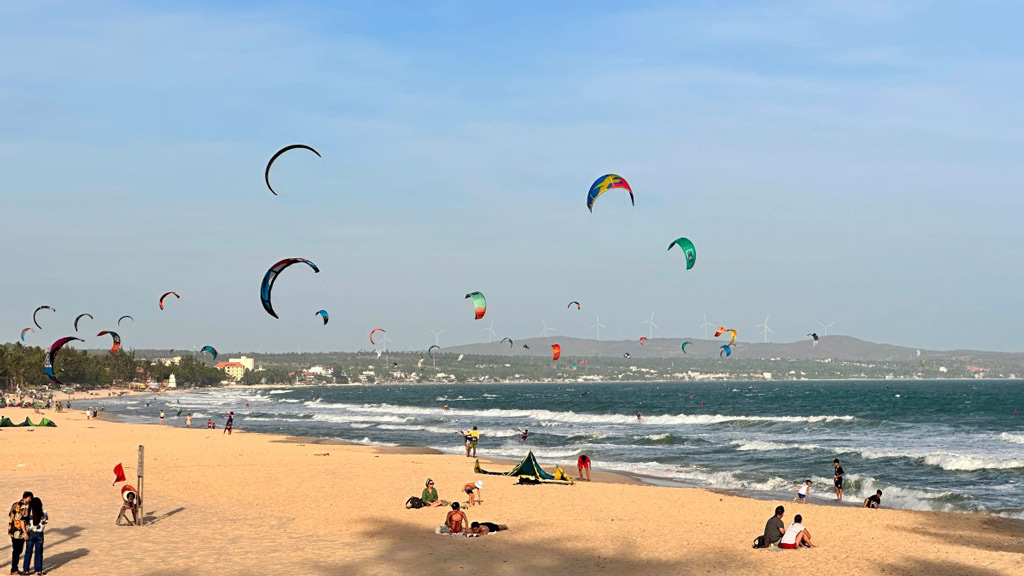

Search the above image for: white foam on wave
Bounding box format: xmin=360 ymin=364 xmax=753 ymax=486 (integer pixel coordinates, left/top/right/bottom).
xmin=310 ymin=413 xmax=414 ymax=425
xmin=310 ymin=402 xmax=854 ymax=427
xmin=922 ymin=454 xmax=1024 ymax=471
xmin=641 ymin=433 xmax=672 ymax=441
xmin=268 ymin=389 xmax=294 ymax=395
xmin=998 ymin=432 xmax=1024 ymax=445
xmin=730 ymin=440 xmax=822 ymax=452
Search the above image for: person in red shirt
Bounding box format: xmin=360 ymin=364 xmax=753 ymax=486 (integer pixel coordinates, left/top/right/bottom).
xmin=577 ymin=454 xmax=591 ymax=482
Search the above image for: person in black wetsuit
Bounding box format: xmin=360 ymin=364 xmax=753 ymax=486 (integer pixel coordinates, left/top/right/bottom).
xmin=467 ymin=521 xmax=509 ymax=535
xmin=833 ymin=459 xmax=845 ymax=501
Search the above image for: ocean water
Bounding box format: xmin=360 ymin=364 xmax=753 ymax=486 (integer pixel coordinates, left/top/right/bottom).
xmin=91 ymin=380 xmax=1024 ymax=518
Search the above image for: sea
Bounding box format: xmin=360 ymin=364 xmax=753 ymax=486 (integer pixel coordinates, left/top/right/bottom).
xmin=89 ymin=380 xmax=1024 ymax=519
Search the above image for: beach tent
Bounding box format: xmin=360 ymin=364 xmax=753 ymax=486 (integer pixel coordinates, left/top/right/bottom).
xmin=475 ymin=451 xmax=573 ymax=484
xmin=36 ymin=418 xmax=57 ymax=427
xmin=0 ymin=417 xmax=16 ymax=427
xmin=19 ymin=417 xmax=36 ymax=427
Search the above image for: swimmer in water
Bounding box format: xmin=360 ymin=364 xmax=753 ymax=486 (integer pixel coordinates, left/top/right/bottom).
xmin=444 ymin=404 xmax=450 ymax=411
xmin=636 ymin=411 xmax=643 ymax=422
xmin=519 ymin=429 xmax=530 ymax=444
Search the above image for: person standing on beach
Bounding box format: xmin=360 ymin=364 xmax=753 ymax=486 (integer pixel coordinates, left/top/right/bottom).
xmin=8 ymin=491 xmax=33 ymax=573
xmin=21 ymin=496 xmax=47 ymax=575
xmin=159 ymin=410 xmax=165 ymax=425
xmin=224 ymin=412 xmax=234 ymax=435
xmin=577 ymin=454 xmax=592 ymax=482
xmin=833 ymin=459 xmax=845 ymax=501
xmin=185 ymin=413 xmax=192 ymax=428
xmin=459 ymin=427 xmax=479 ymax=458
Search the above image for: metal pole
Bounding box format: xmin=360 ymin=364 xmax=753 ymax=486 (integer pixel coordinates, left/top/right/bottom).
xmin=137 ymin=445 xmax=145 ymax=526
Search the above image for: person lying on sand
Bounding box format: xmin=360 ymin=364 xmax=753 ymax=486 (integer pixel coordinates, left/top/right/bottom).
xmin=779 ymin=514 xmax=815 ymax=549
xmin=467 ymin=521 xmax=509 ymax=535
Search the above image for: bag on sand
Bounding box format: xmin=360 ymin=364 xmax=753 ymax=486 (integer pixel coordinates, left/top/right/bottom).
xmin=405 ymin=497 xmax=425 ymax=509
xmin=752 ymin=535 xmax=767 ymax=549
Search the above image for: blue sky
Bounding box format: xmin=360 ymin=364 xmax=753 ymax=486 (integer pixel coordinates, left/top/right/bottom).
xmin=2 ymin=1 xmax=1023 ymax=352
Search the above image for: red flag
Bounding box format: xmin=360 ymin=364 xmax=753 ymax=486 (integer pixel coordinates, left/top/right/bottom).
xmin=113 ymin=463 xmax=126 ymax=485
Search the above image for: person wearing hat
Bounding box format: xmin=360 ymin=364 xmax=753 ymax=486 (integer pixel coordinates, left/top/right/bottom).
xmin=462 ymin=480 xmax=483 ymax=507
xmin=421 ymin=479 xmax=443 ymax=507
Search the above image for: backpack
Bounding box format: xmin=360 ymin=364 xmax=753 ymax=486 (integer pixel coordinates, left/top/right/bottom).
xmin=405 ymin=497 xmax=425 ymax=509
xmin=752 ymin=535 xmax=767 ymax=549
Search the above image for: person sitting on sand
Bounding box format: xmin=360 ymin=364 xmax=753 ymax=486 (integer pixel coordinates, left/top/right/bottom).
xmin=779 ymin=514 xmax=815 ymax=549
xmin=439 ymin=502 xmax=467 ymax=535
xmin=421 ymin=479 xmax=443 ymax=507
xmin=793 ymin=480 xmax=812 ymax=503
xmin=864 ymin=490 xmax=883 ymax=509
xmin=467 ymin=521 xmax=509 ymax=535
xmin=463 ymin=480 xmax=482 ymax=506
xmin=763 ymin=505 xmax=786 ymax=547
xmin=577 ymin=454 xmax=592 ymax=482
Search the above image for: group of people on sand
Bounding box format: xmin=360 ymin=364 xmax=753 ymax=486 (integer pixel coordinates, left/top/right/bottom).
xmin=8 ymin=491 xmax=48 ymax=575
xmin=411 ymin=478 xmax=507 ymax=537
xmin=790 ymin=459 xmax=885 ymax=509
xmin=762 ymin=506 xmax=815 ymax=549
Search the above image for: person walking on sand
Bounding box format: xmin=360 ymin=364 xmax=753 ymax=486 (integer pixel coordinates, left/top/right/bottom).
xmin=159 ymin=410 xmax=165 ymax=425
xmin=793 ymin=480 xmax=812 ymax=503
xmin=833 ymin=459 xmax=845 ymax=501
xmin=577 ymin=454 xmax=592 ymax=482
xmin=779 ymin=513 xmax=815 ymax=549
xmin=224 ymin=412 xmax=234 ymax=435
xmin=8 ymin=491 xmax=33 ymax=574
xmin=463 ymin=481 xmax=482 ymax=506
xmin=21 ymin=496 xmax=47 ymax=575
xmin=185 ymin=413 xmax=192 ymax=428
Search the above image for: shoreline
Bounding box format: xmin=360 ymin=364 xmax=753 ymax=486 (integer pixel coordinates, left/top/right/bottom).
xmin=3 ymin=404 xmax=1023 ymax=575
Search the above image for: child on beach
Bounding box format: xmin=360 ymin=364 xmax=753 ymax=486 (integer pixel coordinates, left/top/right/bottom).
xmin=793 ymin=480 xmax=812 ymax=503
xmin=833 ymin=459 xmax=845 ymax=501
xmin=577 ymin=454 xmax=592 ymax=482
xmin=864 ymin=490 xmax=883 ymax=508
xmin=463 ymin=481 xmax=482 ymax=506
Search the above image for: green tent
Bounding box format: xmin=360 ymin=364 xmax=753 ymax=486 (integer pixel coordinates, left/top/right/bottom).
xmin=19 ymin=417 xmax=36 ymax=427
xmin=36 ymin=418 xmax=57 ymax=427
xmin=0 ymin=417 xmax=16 ymax=427
xmin=474 ymin=451 xmax=573 ymax=484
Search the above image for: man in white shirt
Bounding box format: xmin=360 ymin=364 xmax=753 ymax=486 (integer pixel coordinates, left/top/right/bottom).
xmin=779 ymin=514 xmax=815 ymax=549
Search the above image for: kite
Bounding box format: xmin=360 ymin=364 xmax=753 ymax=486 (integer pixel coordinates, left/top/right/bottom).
xmin=97 ymin=330 xmax=121 ymax=354
xmin=567 ymin=301 xmax=581 ymax=310
xmin=200 ymin=345 xmax=218 ymax=360
xmin=465 ymin=292 xmax=486 ymax=320
xmin=159 ymin=291 xmax=180 ymax=310
xmin=33 ymin=306 xmax=55 ymax=329
xmin=808 ymin=333 xmax=819 ymax=345
xmin=720 ymin=344 xmax=732 ymax=358
xmin=639 ymin=337 xmax=648 ymax=346
xmin=457 ymin=354 xmax=464 ymax=362
xmin=915 ymin=349 xmax=921 ymax=357
xmin=500 ymin=337 xmax=514 ymax=348
xmin=623 ymin=352 xmax=631 ymax=359
xmin=74 ymin=313 xmax=93 ymax=332
xmin=118 ymin=315 xmax=134 ymax=326
xmin=920 ymin=359 xmax=926 ymax=367
xmin=714 ymin=326 xmax=726 ymax=338
xmin=260 ymin=258 xmax=320 ymax=318
xmin=265 ymin=144 xmax=321 ymax=196
xmin=586 ymin=174 xmax=633 ymax=212
xmin=44 ymin=336 xmax=83 ymax=384
xmin=667 ymin=237 xmax=697 ymax=270
xmin=523 ymin=344 xmax=530 ymax=350
xmin=727 ymin=329 xmax=738 ymax=346
xmin=681 ymin=341 xmax=692 ymax=353
xmin=427 ymin=345 xmax=440 ymax=358
xmin=551 ymin=344 xmax=561 ymax=361
xmin=369 ymin=328 xmax=386 ymax=345
xmin=20 ymin=327 xmax=34 ymax=342
xmin=316 ymin=310 xmax=329 ymax=325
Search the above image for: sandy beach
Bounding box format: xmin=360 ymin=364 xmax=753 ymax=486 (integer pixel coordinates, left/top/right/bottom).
xmin=1 ymin=406 xmax=1022 ymax=576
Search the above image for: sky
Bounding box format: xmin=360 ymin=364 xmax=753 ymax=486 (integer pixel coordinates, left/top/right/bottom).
xmin=2 ymin=1 xmax=1023 ymax=353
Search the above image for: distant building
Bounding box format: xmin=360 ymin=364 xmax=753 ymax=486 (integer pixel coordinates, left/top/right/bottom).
xmin=215 ymin=361 xmax=246 ymax=381
xmin=167 ymin=374 xmax=177 ymax=389
xmin=229 ymin=356 xmax=255 ymax=371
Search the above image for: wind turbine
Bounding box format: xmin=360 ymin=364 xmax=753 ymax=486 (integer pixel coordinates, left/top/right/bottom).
xmin=590 ymin=313 xmax=608 ymax=341
xmin=699 ymin=314 xmax=715 ymax=340
xmin=481 ymin=320 xmax=497 ymax=343
xmin=642 ymin=311 xmax=659 ymax=340
xmin=817 ymin=321 xmax=836 ymax=337
xmin=756 ymin=315 xmax=775 ymax=343
xmin=430 ymin=329 xmax=445 ymax=347
xmin=540 ymin=319 xmax=557 ymax=337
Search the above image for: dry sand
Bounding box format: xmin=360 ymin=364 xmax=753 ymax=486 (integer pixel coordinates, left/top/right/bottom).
xmin=2 ymin=406 xmax=1022 ymax=576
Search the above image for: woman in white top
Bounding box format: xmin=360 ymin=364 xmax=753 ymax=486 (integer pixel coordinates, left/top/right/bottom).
xmin=22 ymin=496 xmax=48 ymax=575
xmin=779 ymin=513 xmax=815 ymax=549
